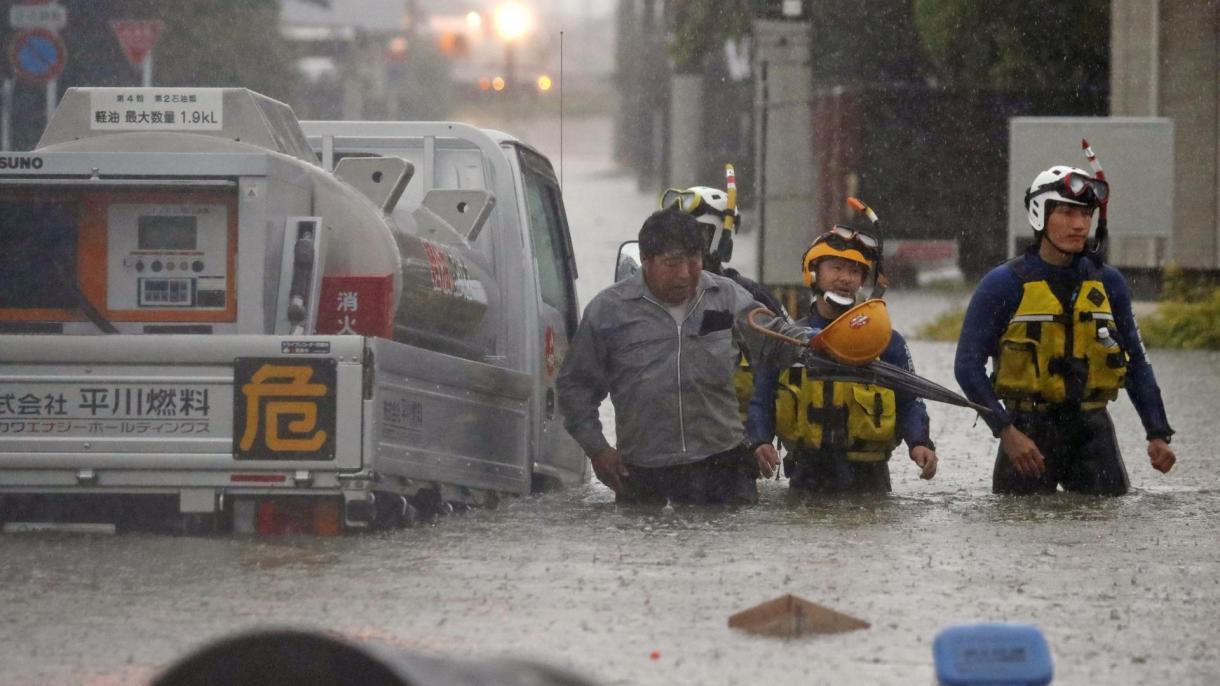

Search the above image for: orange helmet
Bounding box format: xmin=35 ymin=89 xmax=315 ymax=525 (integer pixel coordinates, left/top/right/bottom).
xmin=810 ymin=299 xmax=892 ymax=365
xmin=800 ymin=225 xmax=878 ymax=288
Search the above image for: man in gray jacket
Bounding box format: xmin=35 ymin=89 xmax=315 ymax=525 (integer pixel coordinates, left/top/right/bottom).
xmin=557 ymin=209 xmax=810 ymax=505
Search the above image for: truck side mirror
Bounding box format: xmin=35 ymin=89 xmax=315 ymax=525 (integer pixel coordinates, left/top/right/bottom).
xmin=615 ymin=241 xmax=641 ymax=282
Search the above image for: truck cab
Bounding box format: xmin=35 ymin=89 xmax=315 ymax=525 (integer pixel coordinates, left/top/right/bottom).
xmin=300 ymin=120 xmax=586 ymax=491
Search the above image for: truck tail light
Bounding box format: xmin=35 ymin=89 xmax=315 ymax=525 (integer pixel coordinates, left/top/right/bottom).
xmin=252 ymin=498 xmax=341 ymax=536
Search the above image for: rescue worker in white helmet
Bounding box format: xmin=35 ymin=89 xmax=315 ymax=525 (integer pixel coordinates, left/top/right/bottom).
xmin=659 ymin=185 xmax=788 ymax=315
xmin=746 ymin=224 xmax=938 ymax=494
xmin=954 ymin=164 xmax=1176 ymax=495
xmin=660 ymin=185 xmax=790 ymax=421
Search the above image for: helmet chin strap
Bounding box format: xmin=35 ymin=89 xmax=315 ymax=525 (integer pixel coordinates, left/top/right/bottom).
xmin=1087 ymin=224 xmax=1107 ymax=265
xmin=822 ymin=291 xmax=856 ymax=308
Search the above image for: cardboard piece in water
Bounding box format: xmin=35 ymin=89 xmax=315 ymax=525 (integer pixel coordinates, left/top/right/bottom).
xmin=728 ymin=594 xmax=869 ymax=638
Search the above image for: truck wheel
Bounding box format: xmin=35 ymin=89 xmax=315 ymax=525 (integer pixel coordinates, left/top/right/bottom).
xmin=410 ymin=489 xmax=445 ymax=522
xmin=400 ymin=501 xmax=419 ymax=528
xmin=373 ymin=492 xmax=416 ymax=529
xmin=481 ymin=491 xmax=501 ymax=510
xmin=531 ymin=474 xmax=561 ymax=493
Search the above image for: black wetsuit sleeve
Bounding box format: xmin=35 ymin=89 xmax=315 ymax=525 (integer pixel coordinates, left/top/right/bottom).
xmin=727 ymin=270 xmax=788 ymax=322
xmin=886 ymin=331 xmax=931 ymax=448
xmin=954 ymin=266 xmax=1023 ymax=435
xmin=1105 ymin=267 xmax=1175 ymax=441
xmin=746 ymin=364 xmax=780 ymax=444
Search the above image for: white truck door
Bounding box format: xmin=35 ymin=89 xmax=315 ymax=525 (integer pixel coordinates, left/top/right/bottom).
xmin=519 ymin=150 xmax=586 ymax=486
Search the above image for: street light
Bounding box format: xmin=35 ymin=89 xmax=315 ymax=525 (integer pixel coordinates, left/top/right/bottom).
xmin=386 ymin=36 xmax=408 ymax=60
xmin=493 ymin=2 xmax=532 ymax=90
xmin=493 ymin=3 xmax=531 ymax=42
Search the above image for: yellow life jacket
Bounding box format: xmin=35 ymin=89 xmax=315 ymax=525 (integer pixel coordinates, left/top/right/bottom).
xmin=773 ymin=366 xmax=899 ymax=462
xmin=733 ymin=354 xmax=753 ymax=422
xmin=992 ymin=261 xmax=1127 ymax=411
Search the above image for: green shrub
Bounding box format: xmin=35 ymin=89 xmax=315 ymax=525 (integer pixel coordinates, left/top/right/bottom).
xmin=1157 ymin=264 xmax=1216 ymax=304
xmin=1142 ymin=288 xmax=1220 ymax=349
xmin=913 ymin=305 xmax=966 ymax=342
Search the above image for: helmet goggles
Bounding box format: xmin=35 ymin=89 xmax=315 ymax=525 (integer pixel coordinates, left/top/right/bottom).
xmin=660 ymin=188 xmax=734 ymax=220
xmin=1025 ymin=172 xmax=1109 ymax=208
xmin=811 ymin=225 xmax=880 ymax=258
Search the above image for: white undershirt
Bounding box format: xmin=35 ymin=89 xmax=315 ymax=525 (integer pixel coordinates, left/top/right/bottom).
xmin=666 ymin=299 xmax=691 ymax=325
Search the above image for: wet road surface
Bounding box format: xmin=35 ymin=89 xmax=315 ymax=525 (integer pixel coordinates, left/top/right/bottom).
xmin=2 ymin=114 xmax=1219 ymax=685
xmin=2 ymin=353 xmax=1218 ymax=686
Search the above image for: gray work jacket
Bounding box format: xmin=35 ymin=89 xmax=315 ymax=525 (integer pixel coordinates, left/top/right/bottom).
xmin=557 ymin=270 xmax=807 ymax=468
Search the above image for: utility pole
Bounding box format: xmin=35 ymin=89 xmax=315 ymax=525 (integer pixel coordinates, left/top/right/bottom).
xmin=636 ymin=0 xmax=664 ymax=191
xmin=613 ymin=0 xmax=638 ymax=165
xmin=753 ymin=11 xmax=814 ymax=288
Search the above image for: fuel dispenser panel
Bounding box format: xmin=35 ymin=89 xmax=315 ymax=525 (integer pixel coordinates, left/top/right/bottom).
xmin=107 ymin=203 xmax=230 ymax=310
xmin=0 ymin=188 xmax=237 ymax=325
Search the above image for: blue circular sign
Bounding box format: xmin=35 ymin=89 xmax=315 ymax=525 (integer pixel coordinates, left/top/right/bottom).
xmin=10 ymin=28 xmax=66 ymax=83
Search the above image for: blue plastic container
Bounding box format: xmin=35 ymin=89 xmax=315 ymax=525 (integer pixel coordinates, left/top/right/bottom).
xmin=933 ymin=623 xmax=1054 ymax=686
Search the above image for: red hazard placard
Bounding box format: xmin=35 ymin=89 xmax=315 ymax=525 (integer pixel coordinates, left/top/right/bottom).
xmin=315 ymin=275 xmax=394 ymax=338
xmin=110 ymin=19 xmax=165 ymax=67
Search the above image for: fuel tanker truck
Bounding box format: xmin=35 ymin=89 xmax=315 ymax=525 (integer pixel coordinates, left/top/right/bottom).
xmin=0 ymin=87 xmax=587 ymax=533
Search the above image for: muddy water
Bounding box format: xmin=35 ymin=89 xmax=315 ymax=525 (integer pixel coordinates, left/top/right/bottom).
xmin=1 ymin=344 xmax=1217 ymax=686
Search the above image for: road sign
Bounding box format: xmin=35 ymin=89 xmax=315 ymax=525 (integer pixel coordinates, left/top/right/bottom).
xmin=110 ymin=19 xmax=165 ymax=67
xmin=9 ymin=2 xmax=67 ymax=31
xmin=9 ymin=28 xmax=66 ymax=83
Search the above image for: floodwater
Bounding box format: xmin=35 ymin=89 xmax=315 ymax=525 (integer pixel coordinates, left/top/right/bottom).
xmin=2 ymin=115 xmax=1219 ymax=686
xmin=5 ymin=343 xmax=1218 ymax=686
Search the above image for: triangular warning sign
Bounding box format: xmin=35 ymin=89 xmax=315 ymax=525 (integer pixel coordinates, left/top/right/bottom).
xmin=728 ymin=594 xmax=870 ymax=638
xmin=110 ymin=20 xmax=165 ymax=67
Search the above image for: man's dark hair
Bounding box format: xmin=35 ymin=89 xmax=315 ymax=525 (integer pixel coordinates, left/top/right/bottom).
xmin=638 ymin=208 xmax=706 ymax=258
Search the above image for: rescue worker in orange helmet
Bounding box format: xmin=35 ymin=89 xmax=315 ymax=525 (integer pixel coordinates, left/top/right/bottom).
xmin=746 ymin=225 xmax=937 ymax=494
xmin=954 ymin=164 xmax=1175 ymax=495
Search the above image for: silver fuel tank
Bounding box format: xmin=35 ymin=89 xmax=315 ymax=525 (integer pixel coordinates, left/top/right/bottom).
xmin=10 ymin=88 xmax=499 ymax=357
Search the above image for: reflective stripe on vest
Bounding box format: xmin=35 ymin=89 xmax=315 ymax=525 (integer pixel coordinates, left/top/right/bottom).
xmin=773 ymin=367 xmax=899 ymax=462
xmin=993 ymin=275 xmax=1127 ymax=408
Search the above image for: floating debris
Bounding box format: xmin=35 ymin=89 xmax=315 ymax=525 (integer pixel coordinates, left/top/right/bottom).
xmin=727 ymin=594 xmax=869 ymax=638
xmin=933 ymin=623 xmax=1053 ymax=686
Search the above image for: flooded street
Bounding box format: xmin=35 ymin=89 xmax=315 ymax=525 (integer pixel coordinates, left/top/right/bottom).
xmin=2 ymin=115 xmax=1220 ymax=685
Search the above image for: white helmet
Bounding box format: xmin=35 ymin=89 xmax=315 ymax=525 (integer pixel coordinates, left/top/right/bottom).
xmin=1024 ymin=165 xmax=1109 ymax=232
xmin=660 ymin=185 xmax=737 ymax=262
xmin=660 ymin=186 xmax=732 ymax=229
